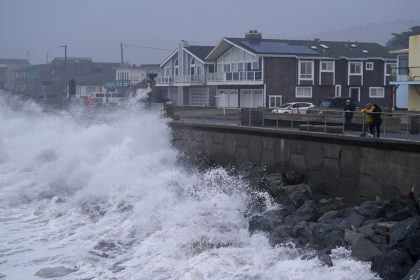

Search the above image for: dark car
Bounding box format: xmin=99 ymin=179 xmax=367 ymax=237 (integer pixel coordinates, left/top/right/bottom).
xmin=319 ymin=97 xmax=358 ymax=109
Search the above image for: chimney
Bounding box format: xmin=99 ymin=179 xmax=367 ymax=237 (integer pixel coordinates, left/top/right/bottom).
xmin=245 ymin=30 xmax=262 ymax=44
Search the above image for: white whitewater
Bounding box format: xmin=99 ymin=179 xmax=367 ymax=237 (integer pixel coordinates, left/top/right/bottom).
xmin=0 ymin=95 xmax=379 ymax=280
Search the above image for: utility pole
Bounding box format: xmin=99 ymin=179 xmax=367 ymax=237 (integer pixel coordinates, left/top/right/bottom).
xmin=120 ymin=42 xmax=124 ymax=66
xmin=60 ymin=45 xmax=68 ymax=98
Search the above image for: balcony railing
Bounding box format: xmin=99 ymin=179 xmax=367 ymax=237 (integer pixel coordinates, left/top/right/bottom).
xmin=174 ymin=75 xmax=204 ymax=84
xmin=207 ymin=71 xmax=262 ymax=83
xmin=156 ymin=76 xmax=173 ymax=84
xmin=390 ymin=66 xmax=420 ymax=82
xmin=156 ymin=75 xmax=204 ymax=85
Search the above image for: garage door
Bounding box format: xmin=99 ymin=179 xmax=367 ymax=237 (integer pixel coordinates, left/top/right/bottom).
xmin=190 ymin=87 xmax=208 ymax=106
xmin=215 ymin=89 xmax=238 ymax=108
xmin=240 ymin=89 xmax=263 ymax=108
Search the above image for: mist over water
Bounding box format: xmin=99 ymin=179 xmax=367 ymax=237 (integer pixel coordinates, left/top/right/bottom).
xmin=0 ymin=96 xmax=378 ymax=279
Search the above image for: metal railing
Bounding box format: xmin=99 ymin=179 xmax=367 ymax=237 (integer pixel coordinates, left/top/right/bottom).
xmin=156 ymin=76 xmax=173 ymax=84
xmin=156 ymin=75 xmax=205 ymax=84
xmin=165 ymin=105 xmax=420 ymax=142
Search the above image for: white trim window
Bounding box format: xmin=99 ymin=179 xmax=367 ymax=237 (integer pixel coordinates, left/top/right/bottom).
xmin=349 ymin=62 xmax=362 ymax=75
xmin=299 ymin=60 xmax=314 ymax=80
xmin=366 ymin=62 xmax=374 ymax=71
xmin=386 ymin=62 xmax=397 ymax=76
xmin=320 ymin=61 xmax=334 ymax=72
xmin=269 ymin=95 xmax=282 ymax=108
xmin=369 ymin=87 xmax=385 ymax=98
xmin=295 ymin=87 xmax=312 ymax=98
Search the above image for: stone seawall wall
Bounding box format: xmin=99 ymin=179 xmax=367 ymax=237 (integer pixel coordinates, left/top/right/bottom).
xmin=171 ymin=122 xmax=420 ymax=204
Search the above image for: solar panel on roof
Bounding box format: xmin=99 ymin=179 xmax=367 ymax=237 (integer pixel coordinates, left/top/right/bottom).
xmin=240 ymin=41 xmax=319 ymax=55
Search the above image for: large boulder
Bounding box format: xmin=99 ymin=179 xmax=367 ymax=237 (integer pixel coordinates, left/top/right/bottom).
xmin=388 ymin=217 xmax=420 ymax=250
xmin=267 ymin=183 xmax=312 ymax=207
xmin=248 ymin=208 xmax=289 ymax=233
xmin=371 ymin=250 xmax=413 ymax=280
xmin=357 ymin=200 xmax=385 ymax=219
xmin=382 ymin=200 xmax=418 ymax=222
xmin=344 ymin=229 xmax=382 ymax=261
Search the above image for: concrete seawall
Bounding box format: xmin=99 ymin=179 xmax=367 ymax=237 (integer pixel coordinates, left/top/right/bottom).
xmin=171 ymin=122 xmax=420 ymax=204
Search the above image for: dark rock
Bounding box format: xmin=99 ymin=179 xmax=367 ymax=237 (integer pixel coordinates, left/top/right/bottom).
xmin=312 ymin=223 xmax=344 ymax=249
xmin=358 ymin=224 xmax=376 ymax=238
xmin=317 ymin=252 xmax=333 ymax=267
xmin=357 ymin=200 xmax=385 ymax=219
xmin=388 ymin=217 xmax=420 ymax=250
xmin=269 ymin=225 xmax=293 ymax=245
xmin=405 ymin=228 xmax=420 ymax=257
xmin=371 ymin=250 xmax=413 ymax=280
xmin=268 ymin=183 xmax=312 ymax=207
xmin=293 ymin=200 xmax=320 ymax=222
xmin=248 ymin=209 xmax=289 ymax=233
xmin=283 ymin=169 xmax=304 ymax=185
xmin=318 ymin=211 xmax=338 ymax=222
xmin=317 ymin=198 xmax=346 ymax=215
xmin=292 ymin=221 xmax=317 ymax=245
xmin=341 ymin=213 xmax=365 ymax=228
xmin=383 ymin=200 xmax=417 ymax=222
xmin=34 ymin=266 xmax=77 ymax=278
xmin=344 ymin=229 xmax=382 ymax=261
xmin=403 ymin=259 xmax=420 ymax=280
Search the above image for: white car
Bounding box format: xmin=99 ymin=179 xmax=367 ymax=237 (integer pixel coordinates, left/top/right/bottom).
xmin=271 ymin=102 xmax=315 ymax=114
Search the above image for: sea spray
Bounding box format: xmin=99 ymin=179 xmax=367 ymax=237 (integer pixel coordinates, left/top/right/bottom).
xmin=0 ymin=96 xmax=378 ymax=279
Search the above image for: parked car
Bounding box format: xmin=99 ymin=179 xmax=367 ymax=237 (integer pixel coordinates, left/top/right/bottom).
xmin=271 ymin=102 xmax=315 ymax=114
xmin=319 ymin=97 xmax=358 ymax=109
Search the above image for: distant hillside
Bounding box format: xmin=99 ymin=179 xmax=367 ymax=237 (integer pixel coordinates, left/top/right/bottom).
xmin=313 ymin=19 xmax=420 ymax=45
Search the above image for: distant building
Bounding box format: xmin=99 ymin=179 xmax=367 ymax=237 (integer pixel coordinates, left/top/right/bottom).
xmin=0 ymin=58 xmax=29 ymax=91
xmin=115 ymin=64 xmax=160 ymax=88
xmin=14 ymin=64 xmax=48 ymax=95
xmin=156 ymin=31 xmax=397 ymax=108
xmin=390 ymin=35 xmax=420 ymax=111
xmin=31 ymin=57 xmax=118 ymax=99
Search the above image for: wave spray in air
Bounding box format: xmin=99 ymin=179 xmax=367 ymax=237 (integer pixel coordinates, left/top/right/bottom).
xmin=0 ymin=96 xmax=378 ymax=279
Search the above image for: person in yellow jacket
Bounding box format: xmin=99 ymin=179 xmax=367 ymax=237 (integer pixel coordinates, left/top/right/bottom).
xmin=360 ymin=103 xmax=374 ymax=137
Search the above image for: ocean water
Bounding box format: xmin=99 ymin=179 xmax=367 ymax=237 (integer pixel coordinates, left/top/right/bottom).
xmin=0 ymin=96 xmax=379 ymax=280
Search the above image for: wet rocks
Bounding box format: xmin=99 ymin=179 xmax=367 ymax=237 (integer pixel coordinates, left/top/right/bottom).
xmin=248 ymin=167 xmax=420 ymax=279
xmin=34 ymin=266 xmax=77 ymax=278
xmin=371 ymin=250 xmax=413 ymax=280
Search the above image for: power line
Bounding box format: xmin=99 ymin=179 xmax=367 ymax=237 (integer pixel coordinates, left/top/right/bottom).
xmin=122 ymin=42 xmax=174 ymax=51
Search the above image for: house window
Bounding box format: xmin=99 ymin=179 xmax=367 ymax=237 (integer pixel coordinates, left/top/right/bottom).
xmin=335 ymin=85 xmax=341 ymax=97
xmin=321 ymin=61 xmax=334 ymax=72
xmin=349 ymin=62 xmax=362 ymax=75
xmin=386 ymin=63 xmax=397 ymax=76
xmin=299 ymin=61 xmax=313 ymax=80
xmin=295 ymin=87 xmax=312 ymax=98
xmin=366 ymin=62 xmax=374 ymax=71
xmin=369 ymin=87 xmax=385 ymax=98
xmin=269 ymin=95 xmax=282 ymax=108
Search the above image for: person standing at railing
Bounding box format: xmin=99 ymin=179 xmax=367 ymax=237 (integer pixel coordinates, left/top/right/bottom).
xmin=372 ymin=104 xmax=382 ymax=138
xmin=343 ymin=99 xmax=355 ymax=130
xmin=360 ymin=103 xmax=374 ymax=137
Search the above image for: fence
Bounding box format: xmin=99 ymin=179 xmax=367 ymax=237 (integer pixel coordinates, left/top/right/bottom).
xmin=165 ymin=105 xmax=420 ymax=142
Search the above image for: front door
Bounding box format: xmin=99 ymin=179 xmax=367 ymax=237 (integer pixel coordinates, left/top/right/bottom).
xmin=349 ymin=87 xmax=360 ymax=102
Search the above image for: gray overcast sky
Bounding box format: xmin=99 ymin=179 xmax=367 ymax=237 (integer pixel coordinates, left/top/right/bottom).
xmin=1 ymin=0 xmax=419 ymax=65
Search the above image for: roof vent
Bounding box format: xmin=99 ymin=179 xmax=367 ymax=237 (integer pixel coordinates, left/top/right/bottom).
xmin=320 ymin=44 xmax=329 ymax=49
xmin=362 ymin=50 xmax=369 ymax=53
xmin=310 ymin=46 xmax=318 ymax=49
xmin=245 ymin=30 xmax=262 ymax=44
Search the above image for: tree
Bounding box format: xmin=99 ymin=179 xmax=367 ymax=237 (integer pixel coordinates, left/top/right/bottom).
xmin=386 ymin=26 xmax=420 ymax=50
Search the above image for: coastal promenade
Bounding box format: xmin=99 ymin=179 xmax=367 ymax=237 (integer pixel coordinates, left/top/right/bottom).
xmin=168 ymin=106 xmax=420 ymax=204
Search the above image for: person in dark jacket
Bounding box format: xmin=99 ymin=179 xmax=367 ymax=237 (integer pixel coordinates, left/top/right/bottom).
xmin=343 ymin=100 xmax=356 ymax=130
xmin=372 ymin=103 xmax=382 ymax=138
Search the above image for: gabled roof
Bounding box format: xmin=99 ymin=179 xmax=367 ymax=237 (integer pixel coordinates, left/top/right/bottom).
xmin=185 ymin=46 xmax=214 ymax=61
xmin=160 ymin=45 xmax=214 ymax=67
xmin=206 ymin=37 xmax=396 ymax=60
